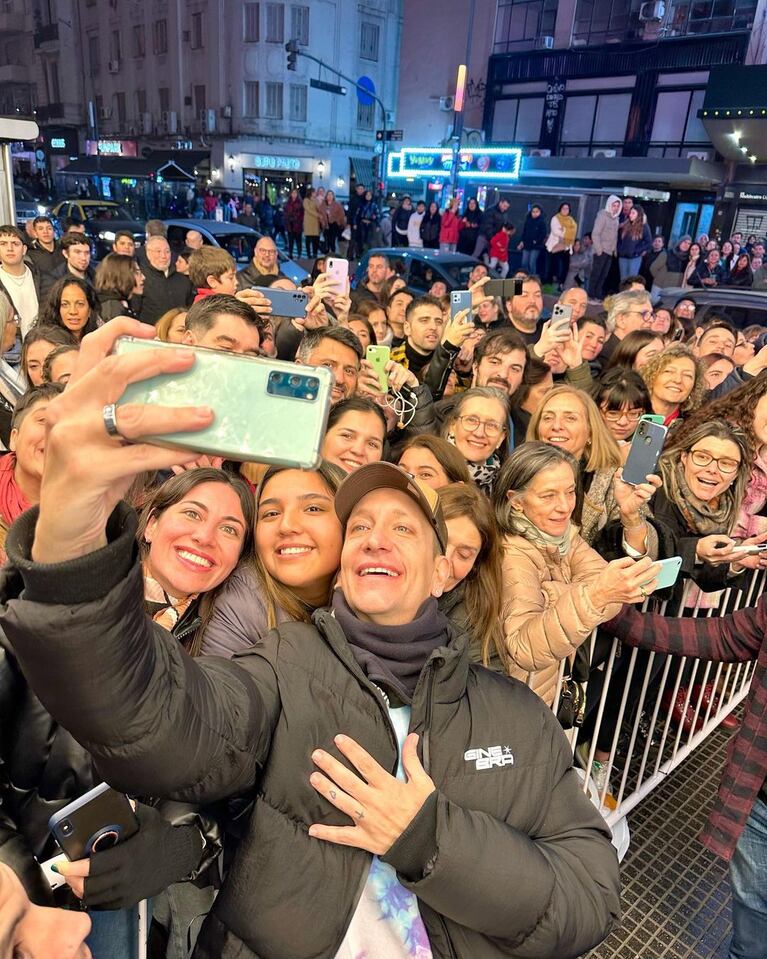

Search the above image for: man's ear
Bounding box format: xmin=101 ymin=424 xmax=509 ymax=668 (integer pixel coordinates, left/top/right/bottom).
xmin=181 ymin=329 xmax=195 ymax=346
xmin=430 ymin=554 xmax=452 ymax=599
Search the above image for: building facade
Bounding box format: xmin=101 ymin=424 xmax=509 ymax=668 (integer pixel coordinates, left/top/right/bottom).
xmin=20 ymin=0 xmax=402 ymax=204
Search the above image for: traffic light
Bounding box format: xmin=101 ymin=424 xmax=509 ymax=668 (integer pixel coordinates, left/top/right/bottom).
xmin=285 ymin=39 xmax=299 ymax=71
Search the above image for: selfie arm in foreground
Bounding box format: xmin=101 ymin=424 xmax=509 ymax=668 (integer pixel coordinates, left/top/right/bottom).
xmin=0 ymin=321 xmax=279 ymax=801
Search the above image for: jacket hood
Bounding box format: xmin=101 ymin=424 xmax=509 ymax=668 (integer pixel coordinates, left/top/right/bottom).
xmin=605 ymin=195 xmax=621 ymax=217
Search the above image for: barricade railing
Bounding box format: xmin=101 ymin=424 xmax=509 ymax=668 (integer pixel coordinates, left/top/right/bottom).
xmin=527 ymin=569 xmax=764 ymax=829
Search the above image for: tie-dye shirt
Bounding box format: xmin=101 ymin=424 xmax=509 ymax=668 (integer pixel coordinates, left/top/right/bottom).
xmin=334 ymin=705 xmax=433 ymax=959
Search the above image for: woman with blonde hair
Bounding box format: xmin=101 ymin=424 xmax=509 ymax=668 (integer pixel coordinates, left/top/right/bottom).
xmin=437 ymin=482 xmax=504 ymax=669
xmin=155 ymin=307 xmax=188 ymax=343
xmin=527 ymin=384 xmax=659 ymax=548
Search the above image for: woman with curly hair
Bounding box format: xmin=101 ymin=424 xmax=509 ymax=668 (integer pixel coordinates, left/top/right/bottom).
xmin=641 ymin=343 xmax=705 ymax=427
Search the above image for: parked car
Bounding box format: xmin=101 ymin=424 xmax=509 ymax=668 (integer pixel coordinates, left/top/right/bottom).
xmin=162 ymin=219 xmax=308 ymax=286
xmin=656 ymin=286 xmax=767 ymax=331
xmin=14 ymin=185 xmax=48 ymax=228
xmin=353 ymin=247 xmax=495 ymax=293
xmin=50 ymin=199 xmax=145 ymax=257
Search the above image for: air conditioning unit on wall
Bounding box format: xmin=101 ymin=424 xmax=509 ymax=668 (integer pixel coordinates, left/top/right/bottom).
xmin=538 ymin=35 xmax=554 ymax=49
xmin=439 ymin=95 xmax=454 ymax=111
xmin=639 ymin=0 xmax=666 ymax=20
xmin=593 ymin=148 xmax=617 ymax=158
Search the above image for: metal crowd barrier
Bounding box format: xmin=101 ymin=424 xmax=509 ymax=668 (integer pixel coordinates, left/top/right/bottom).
xmin=534 ymin=570 xmax=764 ymax=828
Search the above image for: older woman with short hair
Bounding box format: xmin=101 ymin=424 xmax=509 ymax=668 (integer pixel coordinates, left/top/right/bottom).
xmin=442 ymin=386 xmax=509 ymax=495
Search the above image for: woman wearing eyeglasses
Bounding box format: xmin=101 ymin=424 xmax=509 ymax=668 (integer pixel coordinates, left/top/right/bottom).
xmin=442 ymin=386 xmax=509 ymax=495
xmin=592 ymin=369 xmax=653 ymax=458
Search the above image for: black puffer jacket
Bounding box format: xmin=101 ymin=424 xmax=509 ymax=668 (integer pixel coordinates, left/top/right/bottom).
xmin=1 ymin=504 xmax=620 ymax=959
xmin=0 ymin=596 xmax=219 ymax=906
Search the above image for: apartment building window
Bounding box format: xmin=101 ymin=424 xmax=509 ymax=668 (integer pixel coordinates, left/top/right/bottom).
xmin=45 ymin=59 xmax=60 ymax=103
xmin=289 ymin=83 xmax=307 ymax=121
xmin=265 ymin=81 xmax=283 ymax=118
xmin=191 ymin=11 xmax=204 ymax=49
xmin=244 ymin=3 xmax=260 ymax=40
xmin=115 ymin=91 xmax=127 ymax=128
xmin=194 ymin=84 xmax=206 ymax=115
xmin=266 ymin=3 xmax=284 ymax=41
xmin=665 ymin=0 xmax=757 ymax=36
xmin=492 ymin=97 xmax=545 ymax=142
xmin=291 ymin=5 xmax=309 ymax=44
xmin=136 ymin=89 xmax=147 ymax=115
xmin=359 ymin=21 xmax=380 ymax=60
xmin=158 ymin=87 xmax=170 ymax=113
xmin=560 ymin=92 xmax=632 ymax=153
xmin=356 ymin=100 xmax=374 ymax=129
xmin=494 ymin=0 xmax=559 ymax=52
xmin=244 ymin=80 xmax=260 ymax=117
xmin=95 ymin=94 xmax=104 ymax=120
xmin=110 ymin=29 xmax=122 ymax=63
xmin=649 ymin=88 xmax=708 ymax=154
xmin=132 ymin=24 xmax=145 ymax=57
xmin=153 ymin=19 xmax=168 ymax=54
xmin=572 ymin=0 xmax=642 ymax=45
xmin=87 ymin=32 xmax=99 ymax=76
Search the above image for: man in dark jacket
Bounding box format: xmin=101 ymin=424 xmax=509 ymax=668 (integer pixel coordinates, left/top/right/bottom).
xmin=137 ymin=236 xmax=194 ymax=325
xmin=0 ymin=318 xmax=621 ymax=959
xmin=516 ymin=205 xmax=547 ymax=275
xmin=235 ymin=235 xmax=282 ymax=290
xmin=25 ymin=216 xmax=64 ymax=279
xmin=39 ymin=234 xmax=95 ymax=301
xmin=472 ymin=198 xmax=511 ymax=260
xmin=347 ymin=182 xmax=367 ymax=260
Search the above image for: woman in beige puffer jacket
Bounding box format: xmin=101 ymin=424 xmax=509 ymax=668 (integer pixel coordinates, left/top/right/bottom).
xmin=494 ymin=442 xmax=661 ymax=708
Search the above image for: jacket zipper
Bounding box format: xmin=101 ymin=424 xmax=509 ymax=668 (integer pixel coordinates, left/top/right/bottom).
xmin=422 ymin=660 xmax=437 ymax=774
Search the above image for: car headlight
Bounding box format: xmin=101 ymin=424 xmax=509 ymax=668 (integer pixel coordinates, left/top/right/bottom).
xmin=99 ymin=231 xmax=116 ymax=242
xmin=36 ymin=204 xmax=47 ymax=215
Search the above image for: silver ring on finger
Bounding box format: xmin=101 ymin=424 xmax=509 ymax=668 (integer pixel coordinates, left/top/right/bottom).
xmin=102 ymin=403 xmax=122 ymax=439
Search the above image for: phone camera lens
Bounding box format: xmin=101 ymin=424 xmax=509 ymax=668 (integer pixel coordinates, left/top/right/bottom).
xmin=307 ymin=377 xmax=319 ymax=390
xmin=645 ymin=436 xmax=652 ymax=445
xmin=60 ymin=820 xmax=73 ymax=835
xmin=289 ymin=375 xmax=302 ymax=388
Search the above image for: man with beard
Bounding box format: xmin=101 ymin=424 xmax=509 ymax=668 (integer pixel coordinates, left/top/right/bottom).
xmin=504 ymin=275 xmax=545 ymax=345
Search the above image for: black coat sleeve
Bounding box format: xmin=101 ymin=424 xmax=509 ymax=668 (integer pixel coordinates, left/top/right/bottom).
xmin=0 ymin=505 xmax=280 ymax=804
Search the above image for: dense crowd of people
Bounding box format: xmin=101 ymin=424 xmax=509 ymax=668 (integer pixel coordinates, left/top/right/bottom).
xmin=1 ymin=191 xmax=767 ymax=959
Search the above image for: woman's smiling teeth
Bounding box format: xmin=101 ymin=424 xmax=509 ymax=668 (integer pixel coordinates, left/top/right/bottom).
xmin=277 ymin=546 xmax=314 ymax=556
xmin=177 ymin=549 xmax=213 ymax=568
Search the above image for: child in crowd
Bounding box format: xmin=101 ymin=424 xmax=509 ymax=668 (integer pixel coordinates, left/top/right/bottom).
xmin=188 ymin=247 xmax=238 ymax=301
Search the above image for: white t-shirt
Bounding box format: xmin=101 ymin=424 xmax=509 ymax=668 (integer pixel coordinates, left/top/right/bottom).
xmin=407 ymin=212 xmax=425 ymax=248
xmin=1 ymin=266 xmax=38 ymax=337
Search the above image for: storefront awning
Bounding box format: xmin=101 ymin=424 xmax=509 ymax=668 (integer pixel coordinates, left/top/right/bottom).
xmin=350 ymin=156 xmax=375 ymax=188
xmin=519 ymin=155 xmax=725 ymax=190
xmin=57 ymin=157 xmax=195 ymax=181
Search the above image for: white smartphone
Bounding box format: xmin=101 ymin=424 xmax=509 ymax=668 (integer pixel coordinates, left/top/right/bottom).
xmin=731 ymin=544 xmax=767 ymax=556
xmin=326 ymin=257 xmax=349 ymax=294
xmin=550 ymin=302 xmax=573 ymax=333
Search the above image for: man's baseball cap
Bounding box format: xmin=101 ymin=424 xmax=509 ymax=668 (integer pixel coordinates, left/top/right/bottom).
xmin=334 ymin=462 xmax=448 ymax=553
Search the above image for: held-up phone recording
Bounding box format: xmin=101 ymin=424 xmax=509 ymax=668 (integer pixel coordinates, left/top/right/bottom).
xmin=622 ymin=418 xmax=668 ymax=486
xmin=252 ymin=287 xmax=308 ymax=319
xmin=113 ymin=337 xmax=332 ymax=468
xmin=366 ymin=344 xmax=390 ymax=393
xmin=550 ymin=302 xmax=573 ymax=333
xmin=48 ymin=783 xmax=139 ymax=861
xmin=450 ymin=289 xmax=472 ymax=324
xmin=643 ymin=556 xmax=683 ymax=592
xmin=326 ymin=257 xmax=349 ymax=294
xmin=484 ymin=278 xmax=524 ymax=299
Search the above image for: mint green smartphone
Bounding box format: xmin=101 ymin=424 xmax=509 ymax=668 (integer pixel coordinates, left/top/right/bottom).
xmin=366 ymin=344 xmax=390 ymax=392
xmin=113 ymin=337 xmax=332 ymax=467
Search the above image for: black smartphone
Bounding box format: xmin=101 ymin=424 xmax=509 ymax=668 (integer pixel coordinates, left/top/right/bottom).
xmin=48 ymin=782 xmax=139 ymax=860
xmin=623 ymin=419 xmax=668 ymax=486
xmin=484 ymin=278 xmax=524 ymax=299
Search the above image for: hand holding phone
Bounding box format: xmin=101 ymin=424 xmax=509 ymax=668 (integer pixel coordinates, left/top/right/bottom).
xmin=366 ymin=345 xmax=390 ymax=393
xmin=550 ymin=302 xmax=573 ymax=334
xmin=253 ymin=287 xmax=308 ymax=320
xmin=623 ymin=420 xmax=668 ymax=486
xmin=49 ymin=783 xmax=139 ymax=861
xmin=326 ymin=257 xmax=349 ymax=294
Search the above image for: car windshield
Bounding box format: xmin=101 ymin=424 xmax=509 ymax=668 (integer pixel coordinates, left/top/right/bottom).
xmin=215 ymin=231 xmax=258 ymax=264
xmin=439 ymin=261 xmax=480 ymax=286
xmin=84 ymin=204 xmax=134 ymax=221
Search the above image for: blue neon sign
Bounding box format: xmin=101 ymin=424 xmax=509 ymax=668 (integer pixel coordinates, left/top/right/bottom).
xmin=387 ymin=146 xmax=521 ymax=181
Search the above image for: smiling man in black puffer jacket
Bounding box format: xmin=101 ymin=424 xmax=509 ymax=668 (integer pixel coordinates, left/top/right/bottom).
xmin=0 ymin=319 xmax=620 ymax=959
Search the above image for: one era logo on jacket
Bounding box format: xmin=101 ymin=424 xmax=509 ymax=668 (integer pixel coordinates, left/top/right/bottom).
xmin=464 ymin=746 xmax=514 ymax=770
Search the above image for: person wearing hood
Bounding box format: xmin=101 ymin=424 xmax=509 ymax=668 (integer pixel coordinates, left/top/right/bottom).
xmin=587 ymin=195 xmax=622 ymax=301
xmin=517 ymin=204 xmax=547 ymax=276
xmin=650 ymin=234 xmax=691 ymax=298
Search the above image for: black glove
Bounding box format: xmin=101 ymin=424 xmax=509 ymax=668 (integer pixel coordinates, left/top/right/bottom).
xmin=84 ymin=802 xmax=203 ymax=910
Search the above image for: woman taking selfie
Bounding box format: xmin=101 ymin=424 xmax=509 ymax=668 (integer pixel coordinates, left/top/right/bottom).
xmin=493 ymin=442 xmax=657 ymax=707
xmin=201 ymin=462 xmax=345 ymax=658
xmin=641 ymin=343 xmax=705 ymax=427
xmin=36 ymin=276 xmax=100 ymax=341
xmin=437 ymin=482 xmax=504 ymax=670
xmin=442 ymin=386 xmax=509 ymax=495
xmin=321 ymin=397 xmax=387 ymax=474
xmin=397 ymin=434 xmax=471 ymax=490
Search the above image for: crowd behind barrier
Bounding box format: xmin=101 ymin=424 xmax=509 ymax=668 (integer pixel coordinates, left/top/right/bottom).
xmin=1 ymin=188 xmax=767 ymax=959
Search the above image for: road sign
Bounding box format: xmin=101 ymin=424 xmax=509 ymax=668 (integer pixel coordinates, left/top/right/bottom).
xmin=376 ymin=129 xmax=403 ymax=142
xmin=310 ymin=78 xmax=347 ymax=95
xmin=356 ymin=76 xmax=376 ymax=106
